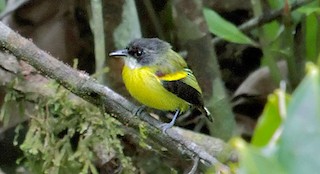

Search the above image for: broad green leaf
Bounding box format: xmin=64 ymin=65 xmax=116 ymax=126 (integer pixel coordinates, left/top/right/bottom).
xmin=305 ymin=14 xmax=319 ymax=62
xmin=233 ymin=138 xmax=285 ymax=174
xmin=203 ymin=8 xmax=254 ymax=45
xmin=278 ymin=63 xmax=320 ymax=174
xmin=251 ymin=90 xmax=290 ymax=146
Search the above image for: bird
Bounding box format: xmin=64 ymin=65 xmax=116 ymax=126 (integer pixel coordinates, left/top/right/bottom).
xmin=109 ymin=38 xmax=211 ymax=133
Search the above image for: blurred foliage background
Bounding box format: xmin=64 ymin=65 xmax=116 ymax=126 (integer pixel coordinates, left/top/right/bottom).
xmin=0 ymin=0 xmax=319 ymax=173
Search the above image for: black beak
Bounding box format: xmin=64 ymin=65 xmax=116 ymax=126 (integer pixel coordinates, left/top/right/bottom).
xmin=109 ymin=49 xmax=128 ymax=57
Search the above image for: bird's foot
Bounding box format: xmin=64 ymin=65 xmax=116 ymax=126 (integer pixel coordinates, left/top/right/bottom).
xmin=159 ymin=110 xmax=180 ymax=134
xmin=159 ymin=122 xmax=174 ymax=134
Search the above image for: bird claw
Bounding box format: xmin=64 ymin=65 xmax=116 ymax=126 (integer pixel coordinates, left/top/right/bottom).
xmin=159 ymin=110 xmax=180 ymax=134
xmin=159 ymin=122 xmax=174 ymax=134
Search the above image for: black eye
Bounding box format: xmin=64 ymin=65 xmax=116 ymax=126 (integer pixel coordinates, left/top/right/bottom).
xmin=127 ymin=46 xmax=144 ymax=59
xmin=136 ymin=49 xmax=143 ymax=57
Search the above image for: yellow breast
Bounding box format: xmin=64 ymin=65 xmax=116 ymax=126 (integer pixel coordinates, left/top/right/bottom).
xmin=122 ymin=65 xmax=189 ymax=112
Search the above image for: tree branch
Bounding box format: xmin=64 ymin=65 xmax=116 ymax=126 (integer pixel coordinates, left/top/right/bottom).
xmin=212 ymin=0 xmax=315 ymax=45
xmin=0 ymin=22 xmax=233 ymax=171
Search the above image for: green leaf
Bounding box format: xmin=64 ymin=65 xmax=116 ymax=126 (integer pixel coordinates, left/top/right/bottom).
xmin=297 ymin=3 xmax=320 ymax=63
xmin=234 ymin=138 xmax=285 ymax=174
xmin=278 ymin=63 xmax=320 ymax=174
xmin=251 ymin=90 xmax=290 ymax=147
xmin=203 ymin=8 xmax=255 ymax=45
xmin=268 ymin=0 xmax=299 ymax=9
xmin=305 ymin=14 xmax=319 ymax=63
xmin=297 ymin=7 xmax=320 ymax=16
xmin=262 ymin=21 xmax=282 ymax=44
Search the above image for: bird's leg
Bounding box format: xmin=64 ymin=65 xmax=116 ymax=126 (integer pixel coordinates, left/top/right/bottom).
xmin=160 ymin=110 xmax=180 ymax=133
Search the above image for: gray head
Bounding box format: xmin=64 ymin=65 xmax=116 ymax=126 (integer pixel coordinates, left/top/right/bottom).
xmin=109 ymin=38 xmax=171 ymax=68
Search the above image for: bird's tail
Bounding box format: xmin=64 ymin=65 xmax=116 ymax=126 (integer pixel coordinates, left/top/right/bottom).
xmin=198 ymin=106 xmax=213 ymax=122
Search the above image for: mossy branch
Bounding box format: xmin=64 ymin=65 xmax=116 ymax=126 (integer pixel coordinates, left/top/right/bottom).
xmin=0 ymin=22 xmax=233 ymax=171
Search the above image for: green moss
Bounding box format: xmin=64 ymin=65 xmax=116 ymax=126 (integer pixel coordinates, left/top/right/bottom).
xmin=3 ymin=81 xmax=135 ymax=174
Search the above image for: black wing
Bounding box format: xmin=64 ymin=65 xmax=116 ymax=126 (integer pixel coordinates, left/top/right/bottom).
xmin=162 ymin=80 xmax=204 ymax=107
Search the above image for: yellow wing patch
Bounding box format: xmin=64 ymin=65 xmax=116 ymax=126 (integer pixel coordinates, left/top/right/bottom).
xmin=158 ymin=71 xmax=188 ymax=81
